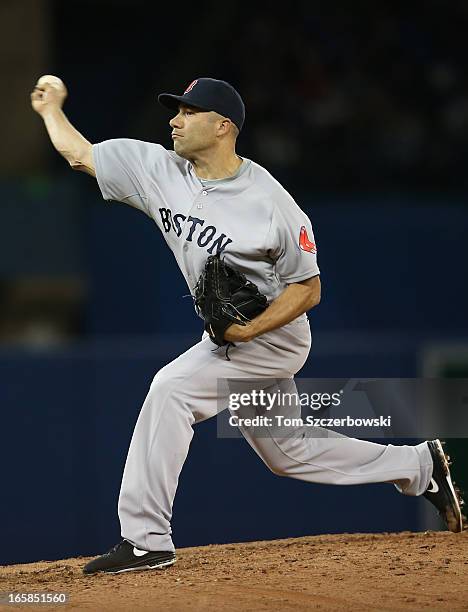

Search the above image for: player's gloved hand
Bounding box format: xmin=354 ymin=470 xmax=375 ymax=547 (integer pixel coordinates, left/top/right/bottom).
xmin=31 ymin=75 xmax=68 ymax=116
xmin=193 ymin=254 xmax=268 ymax=347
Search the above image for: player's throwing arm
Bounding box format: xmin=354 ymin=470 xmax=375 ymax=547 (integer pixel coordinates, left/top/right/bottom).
xmin=30 ymin=75 xmax=95 ymax=176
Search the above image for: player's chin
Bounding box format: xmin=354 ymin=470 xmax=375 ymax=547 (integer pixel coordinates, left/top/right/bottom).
xmin=173 ymin=140 xmax=189 ymax=157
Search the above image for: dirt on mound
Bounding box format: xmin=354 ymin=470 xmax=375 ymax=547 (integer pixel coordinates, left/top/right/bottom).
xmin=0 ymin=531 xmax=467 ymax=611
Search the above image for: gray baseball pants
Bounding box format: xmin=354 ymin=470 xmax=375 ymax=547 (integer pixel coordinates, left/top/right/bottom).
xmin=118 ymin=317 xmax=433 ymax=552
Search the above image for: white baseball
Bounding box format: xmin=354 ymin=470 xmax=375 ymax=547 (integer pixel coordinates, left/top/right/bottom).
xmin=37 ymin=75 xmax=64 ymax=88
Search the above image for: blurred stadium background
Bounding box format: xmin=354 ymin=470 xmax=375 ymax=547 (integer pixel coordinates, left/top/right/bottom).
xmin=1 ymin=0 xmax=467 ymax=564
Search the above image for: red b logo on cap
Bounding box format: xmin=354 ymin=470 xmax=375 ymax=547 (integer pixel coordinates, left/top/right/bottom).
xmin=184 ymin=79 xmax=198 ymax=94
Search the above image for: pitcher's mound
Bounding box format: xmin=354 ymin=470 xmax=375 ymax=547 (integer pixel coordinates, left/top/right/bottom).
xmin=1 ymin=531 xmax=467 ymax=611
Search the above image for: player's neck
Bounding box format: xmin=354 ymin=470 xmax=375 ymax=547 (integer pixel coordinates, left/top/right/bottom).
xmin=191 ymin=150 xmax=243 ymax=181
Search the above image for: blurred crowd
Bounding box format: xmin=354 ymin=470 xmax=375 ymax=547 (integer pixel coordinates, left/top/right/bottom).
xmin=120 ymin=0 xmax=468 ymax=193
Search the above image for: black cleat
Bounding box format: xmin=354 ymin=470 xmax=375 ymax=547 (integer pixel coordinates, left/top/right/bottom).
xmin=83 ymin=539 xmax=176 ymax=575
xmin=423 ymin=439 xmax=465 ymax=533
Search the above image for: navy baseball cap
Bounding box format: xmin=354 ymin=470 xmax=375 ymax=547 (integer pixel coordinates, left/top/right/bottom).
xmin=158 ymin=78 xmax=245 ymax=131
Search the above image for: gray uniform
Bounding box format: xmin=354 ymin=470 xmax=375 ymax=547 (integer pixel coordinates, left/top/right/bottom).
xmin=93 ymin=139 xmax=433 ymax=553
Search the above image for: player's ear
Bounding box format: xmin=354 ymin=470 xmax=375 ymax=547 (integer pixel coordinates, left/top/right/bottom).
xmin=218 ymin=118 xmax=235 ymax=138
xmin=216 ymin=118 xmax=228 ymax=135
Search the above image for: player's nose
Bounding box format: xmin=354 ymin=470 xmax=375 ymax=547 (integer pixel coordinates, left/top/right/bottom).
xmin=169 ymin=113 xmax=183 ymax=129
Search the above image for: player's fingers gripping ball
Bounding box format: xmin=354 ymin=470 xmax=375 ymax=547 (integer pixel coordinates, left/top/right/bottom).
xmin=193 ymin=254 xmax=268 ymax=347
xmin=31 ymin=75 xmax=68 ymax=113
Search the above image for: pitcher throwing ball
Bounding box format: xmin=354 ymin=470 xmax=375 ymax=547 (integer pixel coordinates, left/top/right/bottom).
xmin=31 ymin=75 xmax=465 ymax=574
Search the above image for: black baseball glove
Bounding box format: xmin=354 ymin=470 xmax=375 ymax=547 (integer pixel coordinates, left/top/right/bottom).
xmin=193 ymin=254 xmax=268 ymax=347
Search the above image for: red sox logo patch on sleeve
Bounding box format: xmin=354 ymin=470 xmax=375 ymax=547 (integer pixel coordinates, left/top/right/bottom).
xmin=184 ymin=79 xmax=198 ymax=94
xmin=299 ymin=226 xmax=317 ymax=253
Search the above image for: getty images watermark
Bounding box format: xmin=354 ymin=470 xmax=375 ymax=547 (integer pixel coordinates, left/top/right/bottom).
xmin=216 ymin=378 xmax=468 ymax=439
xmin=227 ymin=388 xmax=391 ymax=429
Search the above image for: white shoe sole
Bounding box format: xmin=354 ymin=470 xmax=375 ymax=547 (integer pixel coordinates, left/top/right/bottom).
xmin=107 ymin=558 xmax=176 ymax=574
xmin=433 ymin=439 xmax=464 ymax=533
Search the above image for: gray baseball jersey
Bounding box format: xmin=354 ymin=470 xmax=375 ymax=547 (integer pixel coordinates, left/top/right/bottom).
xmin=92 ymin=139 xmax=320 ymax=308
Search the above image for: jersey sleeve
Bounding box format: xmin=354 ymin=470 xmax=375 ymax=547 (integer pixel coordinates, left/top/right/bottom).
xmin=92 ymin=139 xmax=168 ymax=215
xmin=267 ymin=195 xmax=320 ymax=283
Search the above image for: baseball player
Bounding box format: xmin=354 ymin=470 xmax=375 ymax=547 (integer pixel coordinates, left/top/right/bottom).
xmin=31 ymin=75 xmax=464 ymax=574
